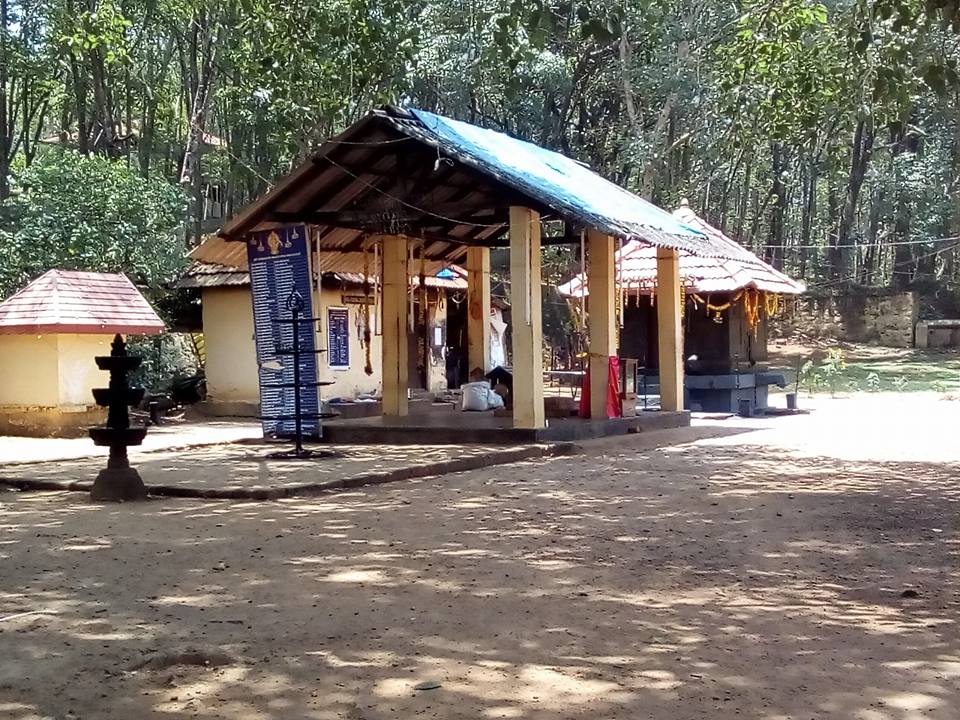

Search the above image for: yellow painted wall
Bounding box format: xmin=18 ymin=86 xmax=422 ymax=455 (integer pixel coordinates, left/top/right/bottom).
xmin=316 ymin=286 xmax=384 ymax=400
xmin=0 ymin=334 xmax=60 ymax=406
xmin=200 ymin=284 xmax=451 ymax=405
xmin=201 ymin=286 xmax=261 ymax=404
xmin=0 ymin=333 xmax=110 ymax=436
xmin=56 ymin=334 xmax=113 ymax=408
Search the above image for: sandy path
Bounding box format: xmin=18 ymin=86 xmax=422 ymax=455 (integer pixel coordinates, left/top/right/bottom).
xmin=1 ymin=398 xmax=959 ymax=719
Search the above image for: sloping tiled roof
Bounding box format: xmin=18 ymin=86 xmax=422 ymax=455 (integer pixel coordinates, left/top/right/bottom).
xmin=176 ymin=236 xmax=467 ymax=290
xmin=558 ymin=205 xmax=806 ymax=298
xmin=0 ymin=270 xmax=165 ymax=335
xmin=220 ymin=106 xmax=755 ymax=263
xmin=175 ymin=261 xmax=250 ymax=289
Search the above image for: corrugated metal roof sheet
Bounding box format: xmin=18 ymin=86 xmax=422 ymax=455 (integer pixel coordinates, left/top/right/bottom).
xmin=220 ymin=106 xmax=753 ymax=262
xmin=0 ymin=270 xmax=165 ymax=335
xmin=407 ymin=110 xmax=754 ymax=261
xmin=557 ymin=205 xmax=806 ymax=297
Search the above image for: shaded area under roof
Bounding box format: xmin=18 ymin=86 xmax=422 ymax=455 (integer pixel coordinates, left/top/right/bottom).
xmin=0 ymin=270 xmax=165 ymax=335
xmin=558 ymin=205 xmax=806 ymax=298
xmin=220 ymin=106 xmax=755 ymax=264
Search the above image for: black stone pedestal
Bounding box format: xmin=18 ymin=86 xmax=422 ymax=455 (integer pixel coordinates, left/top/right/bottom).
xmin=88 ymin=334 xmax=149 ymax=503
xmin=91 ymin=466 xmax=147 ymax=502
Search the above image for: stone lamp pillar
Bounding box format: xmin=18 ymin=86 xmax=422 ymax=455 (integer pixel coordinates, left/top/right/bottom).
xmin=88 ymin=334 xmax=148 ymax=502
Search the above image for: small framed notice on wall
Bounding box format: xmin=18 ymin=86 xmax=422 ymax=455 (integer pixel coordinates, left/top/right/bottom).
xmin=327 ymin=307 xmax=350 ymax=368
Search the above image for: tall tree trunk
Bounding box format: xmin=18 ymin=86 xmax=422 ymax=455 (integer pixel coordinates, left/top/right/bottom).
xmin=831 ymin=118 xmax=875 ymax=282
xmin=89 ymin=45 xmax=119 ymax=155
xmin=890 ymin=127 xmax=913 ymax=291
xmin=767 ymin=141 xmax=787 ymax=269
xmin=734 ymin=152 xmax=753 ymax=241
xmin=68 ymin=53 xmax=90 ymax=155
xmin=139 ymin=37 xmax=176 ymax=177
xmin=180 ymin=5 xmax=232 ymax=245
xmin=863 ymin=186 xmax=883 ymax=284
xmin=639 ymin=34 xmax=688 ymax=201
xmin=799 ymin=153 xmax=818 ymax=281
xmin=948 ymin=89 xmax=960 ymax=283
xmin=0 ymin=0 xmax=9 ymax=200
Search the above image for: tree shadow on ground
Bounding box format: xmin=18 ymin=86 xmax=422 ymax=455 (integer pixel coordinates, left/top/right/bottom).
xmin=1 ymin=438 xmax=958 ymax=719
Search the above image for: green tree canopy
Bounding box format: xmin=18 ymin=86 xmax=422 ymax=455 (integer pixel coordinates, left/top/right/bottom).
xmin=0 ymin=150 xmax=187 ymax=297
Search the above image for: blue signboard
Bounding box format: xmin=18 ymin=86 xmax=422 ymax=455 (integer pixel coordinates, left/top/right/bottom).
xmin=327 ymin=307 xmax=350 ymax=368
xmin=246 ymin=225 xmax=320 ymax=438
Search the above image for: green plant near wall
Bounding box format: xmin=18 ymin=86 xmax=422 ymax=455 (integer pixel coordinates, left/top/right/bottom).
xmin=820 ymin=348 xmax=848 ymax=397
xmin=798 ymin=359 xmax=817 ymax=397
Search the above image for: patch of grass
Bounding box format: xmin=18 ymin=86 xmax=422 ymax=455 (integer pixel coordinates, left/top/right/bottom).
xmin=841 ymin=358 xmax=960 ymax=393
xmin=780 ymin=352 xmax=960 ymax=394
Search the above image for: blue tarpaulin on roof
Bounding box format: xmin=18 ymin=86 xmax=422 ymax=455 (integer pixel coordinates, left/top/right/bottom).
xmin=409 ymin=109 xmax=755 ymax=261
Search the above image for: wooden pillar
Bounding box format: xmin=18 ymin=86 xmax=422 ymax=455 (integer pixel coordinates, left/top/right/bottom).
xmin=656 ymin=247 xmax=684 ymax=411
xmin=587 ymin=230 xmax=617 ymax=419
xmin=466 ymin=246 xmax=491 ymax=375
xmin=509 ymin=207 xmax=545 ymax=429
xmin=381 ymin=235 xmax=409 ymax=416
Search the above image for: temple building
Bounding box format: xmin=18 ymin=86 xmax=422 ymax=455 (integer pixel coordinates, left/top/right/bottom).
xmin=177 ymin=235 xmax=470 ymax=416
xmin=0 ymin=270 xmax=164 ymax=436
xmin=558 ymin=202 xmax=805 ymax=412
xmin=216 ymin=107 xmax=747 ymax=441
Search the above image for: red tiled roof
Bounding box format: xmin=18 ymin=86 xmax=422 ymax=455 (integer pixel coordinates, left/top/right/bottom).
xmin=558 ymin=205 xmax=806 ymax=298
xmin=0 ymin=270 xmax=166 ymax=335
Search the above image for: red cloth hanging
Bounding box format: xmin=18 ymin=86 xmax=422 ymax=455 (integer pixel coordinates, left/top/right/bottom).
xmin=578 ymin=370 xmax=590 ymax=418
xmin=607 ymin=356 xmax=621 ymax=418
xmin=578 ymin=356 xmax=622 ymax=419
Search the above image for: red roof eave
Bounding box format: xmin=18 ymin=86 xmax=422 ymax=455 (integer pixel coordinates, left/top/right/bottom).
xmin=0 ymin=322 xmax=164 ymax=336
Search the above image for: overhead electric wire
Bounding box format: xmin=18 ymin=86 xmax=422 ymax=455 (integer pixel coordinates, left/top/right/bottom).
xmin=806 ymin=239 xmax=960 ymax=290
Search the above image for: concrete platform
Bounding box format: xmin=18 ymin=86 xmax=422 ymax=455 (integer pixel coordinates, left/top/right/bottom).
xmin=322 ymin=409 xmax=690 ymax=444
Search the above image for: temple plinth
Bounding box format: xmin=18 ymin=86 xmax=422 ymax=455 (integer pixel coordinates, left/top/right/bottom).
xmin=88 ymin=334 xmax=148 ymax=502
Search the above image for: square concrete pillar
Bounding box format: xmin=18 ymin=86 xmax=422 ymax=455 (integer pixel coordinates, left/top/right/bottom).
xmin=509 ymin=207 xmax=545 ymax=429
xmin=587 ymin=230 xmax=617 ymax=419
xmin=656 ymin=247 xmax=684 ymax=411
xmin=466 ymin=246 xmax=491 ymax=375
xmin=381 ymin=235 xmax=409 ymax=416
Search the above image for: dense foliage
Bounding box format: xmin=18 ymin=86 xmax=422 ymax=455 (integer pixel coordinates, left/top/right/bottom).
xmin=1 ymin=0 xmax=959 ymax=296
xmin=0 ymin=151 xmax=187 ymax=296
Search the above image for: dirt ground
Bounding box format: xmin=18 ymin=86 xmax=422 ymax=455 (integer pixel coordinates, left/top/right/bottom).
xmin=1 ymin=395 xmax=959 ymax=720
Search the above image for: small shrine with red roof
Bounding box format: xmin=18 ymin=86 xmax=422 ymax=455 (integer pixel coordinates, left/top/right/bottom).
xmin=558 ymin=202 xmax=806 ymax=413
xmin=0 ymin=270 xmax=164 ymax=436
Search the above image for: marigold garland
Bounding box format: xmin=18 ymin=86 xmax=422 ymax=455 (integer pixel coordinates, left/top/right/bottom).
xmin=765 ymin=291 xmax=780 ymax=317
xmin=743 ymin=289 xmax=762 ymax=330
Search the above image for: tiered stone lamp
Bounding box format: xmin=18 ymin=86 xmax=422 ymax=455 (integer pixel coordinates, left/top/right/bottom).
xmin=89 ymin=334 xmax=148 ymax=501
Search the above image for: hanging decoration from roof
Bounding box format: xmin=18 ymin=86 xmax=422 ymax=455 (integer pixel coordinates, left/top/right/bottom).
xmin=765 ymin=292 xmax=780 ymax=318
xmin=743 ymin=289 xmax=761 ymax=331
xmin=362 ymin=239 xmax=373 ymax=376
xmin=693 ymin=290 xmax=743 ymax=324
xmin=688 ymin=288 xmax=770 ymax=330
xmin=374 ymin=239 xmax=382 ymax=337
xmin=419 ymin=240 xmax=428 ymax=376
